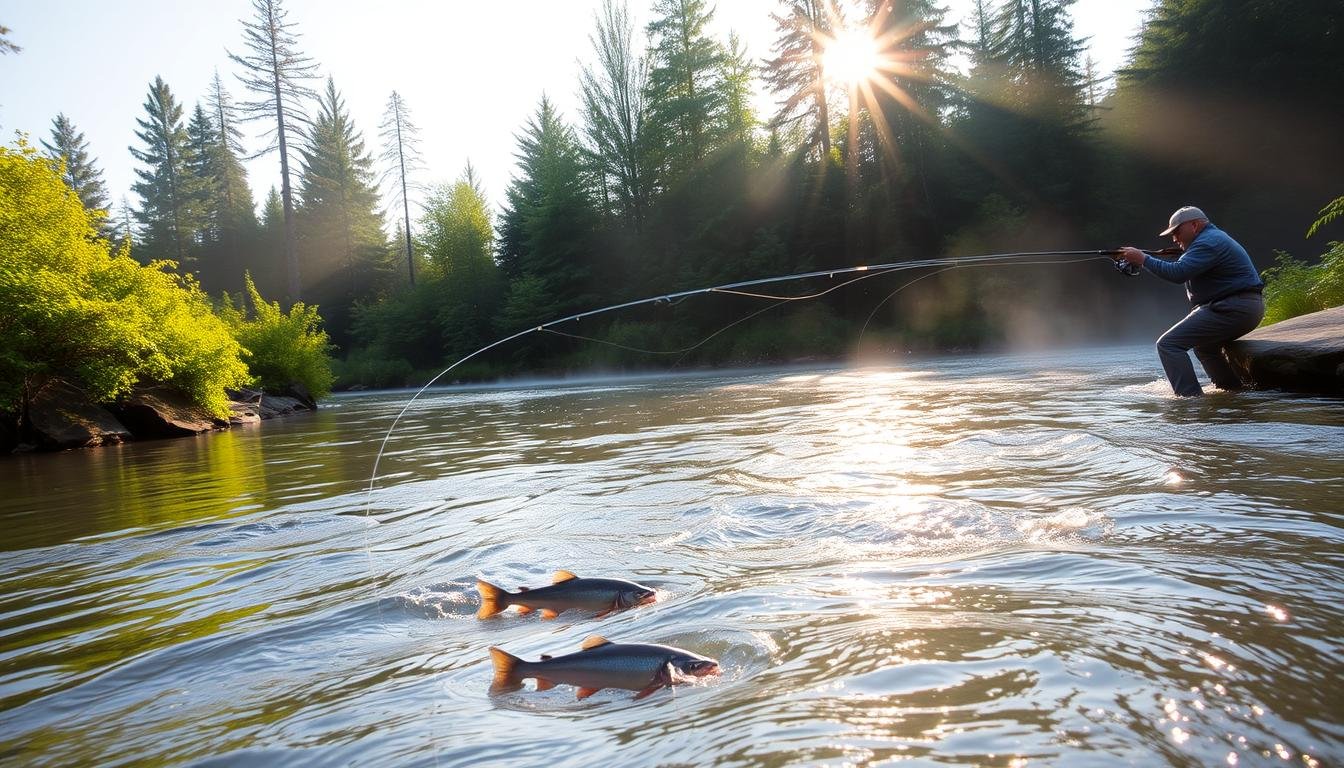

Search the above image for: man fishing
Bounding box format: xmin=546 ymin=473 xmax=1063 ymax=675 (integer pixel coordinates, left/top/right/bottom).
xmin=1117 ymin=205 xmax=1265 ymax=397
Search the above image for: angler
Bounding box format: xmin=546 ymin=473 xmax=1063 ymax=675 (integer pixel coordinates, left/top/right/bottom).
xmin=476 ymin=571 xmax=656 ymax=620
xmin=489 ymin=635 xmax=720 ymax=700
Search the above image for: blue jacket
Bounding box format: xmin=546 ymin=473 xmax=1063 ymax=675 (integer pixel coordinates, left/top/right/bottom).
xmin=1142 ymin=223 xmax=1263 ymax=306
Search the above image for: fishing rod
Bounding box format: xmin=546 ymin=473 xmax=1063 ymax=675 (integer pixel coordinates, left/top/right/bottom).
xmin=364 ymin=245 xmax=1179 ymax=498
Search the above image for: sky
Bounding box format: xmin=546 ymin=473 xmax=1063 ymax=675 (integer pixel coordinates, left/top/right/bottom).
xmin=1 ymin=0 xmax=1152 ymax=222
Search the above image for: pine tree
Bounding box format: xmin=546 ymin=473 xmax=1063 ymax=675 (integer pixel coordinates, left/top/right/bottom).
xmin=296 ymin=77 xmax=388 ymax=348
xmin=130 ymin=76 xmax=201 ymax=266
xmin=184 ymin=102 xmax=256 ymax=293
xmin=205 ymin=71 xmax=258 ymax=253
xmin=498 ymin=96 xmax=600 ymax=330
xmin=41 ymin=113 xmax=111 ymax=229
xmin=0 ymin=25 xmax=18 ymax=55
xmin=579 ymin=0 xmax=653 ymax=231
xmin=764 ymin=0 xmax=841 ymax=158
xmin=229 ymin=0 xmax=319 ymax=303
xmin=419 ymin=167 xmax=501 ymax=358
xmin=645 ymin=0 xmax=729 ymax=183
xmin=377 ymin=90 xmax=423 ymax=287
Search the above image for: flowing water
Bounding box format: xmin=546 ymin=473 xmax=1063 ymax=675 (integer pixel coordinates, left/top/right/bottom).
xmin=2 ymin=346 xmax=1341 ymax=767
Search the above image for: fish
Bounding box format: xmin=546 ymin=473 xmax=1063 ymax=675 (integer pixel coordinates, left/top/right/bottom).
xmin=488 ymin=635 xmax=720 ymax=700
xmin=475 ymin=570 xmax=656 ymax=620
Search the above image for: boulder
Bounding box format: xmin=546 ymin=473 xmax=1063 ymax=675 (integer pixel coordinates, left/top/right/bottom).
xmin=255 ymin=394 xmax=308 ymax=420
xmin=1226 ymin=305 xmax=1344 ymax=395
xmin=110 ymin=385 xmax=224 ymax=439
xmin=26 ymin=378 xmax=132 ymax=449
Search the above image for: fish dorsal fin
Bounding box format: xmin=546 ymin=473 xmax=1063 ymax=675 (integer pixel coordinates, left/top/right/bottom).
xmin=580 ymin=635 xmax=611 ymax=651
xmin=552 ymin=570 xmax=579 ymax=583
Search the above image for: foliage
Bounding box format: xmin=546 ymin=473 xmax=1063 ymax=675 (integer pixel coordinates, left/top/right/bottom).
xmin=220 ymin=274 xmax=334 ymax=399
xmin=1260 ymin=243 xmax=1344 ymax=325
xmin=0 ymin=140 xmax=249 ymax=419
xmin=1307 ymin=196 xmax=1344 ymax=239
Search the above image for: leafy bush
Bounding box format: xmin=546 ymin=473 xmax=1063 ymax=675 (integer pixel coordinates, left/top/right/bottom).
xmin=220 ymin=274 xmax=335 ymax=399
xmin=1261 ymin=242 xmax=1344 ymax=325
xmin=1 ymin=140 xmax=249 ymax=418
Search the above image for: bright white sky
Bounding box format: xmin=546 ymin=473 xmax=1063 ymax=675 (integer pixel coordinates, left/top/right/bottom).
xmin=1 ymin=0 xmax=1151 ymax=222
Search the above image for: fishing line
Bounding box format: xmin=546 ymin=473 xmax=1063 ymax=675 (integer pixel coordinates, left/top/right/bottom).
xmin=857 ymin=255 xmax=1103 ymax=342
xmin=359 ymin=249 xmax=1130 ymax=590
xmin=537 ymin=264 xmax=909 ymax=358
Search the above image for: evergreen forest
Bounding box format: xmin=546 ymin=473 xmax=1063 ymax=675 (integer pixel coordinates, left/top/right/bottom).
xmin=7 ymin=0 xmax=1343 ymax=390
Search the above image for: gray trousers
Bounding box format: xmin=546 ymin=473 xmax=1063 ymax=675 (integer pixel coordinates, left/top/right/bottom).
xmin=1156 ymin=293 xmax=1265 ymax=396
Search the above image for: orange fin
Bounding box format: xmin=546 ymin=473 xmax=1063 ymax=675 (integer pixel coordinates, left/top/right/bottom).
xmin=535 ymin=677 xmax=557 ymax=691
xmin=633 ymin=683 xmax=664 ymax=700
xmin=552 ymin=570 xmax=579 ymax=583
xmin=516 ymin=605 xmax=534 ymax=615
xmin=488 ymin=647 xmax=524 ymax=691
xmin=540 ymin=608 xmax=559 ymax=620
xmin=476 ymin=579 xmax=509 ymax=619
xmin=576 ymin=687 xmax=601 ymax=700
xmin=580 ymin=635 xmax=611 ymax=650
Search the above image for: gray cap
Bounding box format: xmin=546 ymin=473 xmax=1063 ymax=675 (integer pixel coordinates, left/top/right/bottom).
xmin=1159 ymin=205 xmax=1208 ymax=236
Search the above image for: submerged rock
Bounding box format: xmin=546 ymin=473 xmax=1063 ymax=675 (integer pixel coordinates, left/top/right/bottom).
xmin=1227 ymin=305 xmax=1344 ymax=395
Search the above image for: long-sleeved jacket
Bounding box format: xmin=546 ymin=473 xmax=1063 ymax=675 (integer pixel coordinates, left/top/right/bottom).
xmin=1142 ymin=223 xmax=1263 ymax=306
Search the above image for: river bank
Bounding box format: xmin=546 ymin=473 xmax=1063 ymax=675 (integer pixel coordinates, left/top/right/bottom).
xmin=1 ymin=379 xmax=316 ymax=454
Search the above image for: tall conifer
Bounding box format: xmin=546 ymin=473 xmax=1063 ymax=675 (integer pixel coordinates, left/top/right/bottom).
xmin=42 ymin=113 xmax=110 ymax=225
xmin=130 ymin=76 xmax=201 ymax=266
xmin=229 ymin=0 xmax=319 ymax=303
xmin=296 ymin=77 xmax=387 ymax=348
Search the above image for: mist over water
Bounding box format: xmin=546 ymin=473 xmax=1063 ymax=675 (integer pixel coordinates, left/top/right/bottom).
xmin=2 ymin=346 xmax=1341 ymax=766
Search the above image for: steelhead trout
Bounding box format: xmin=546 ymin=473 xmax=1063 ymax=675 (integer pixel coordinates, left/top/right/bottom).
xmin=488 ymin=635 xmax=720 ymax=700
xmin=475 ymin=571 xmax=656 ymax=619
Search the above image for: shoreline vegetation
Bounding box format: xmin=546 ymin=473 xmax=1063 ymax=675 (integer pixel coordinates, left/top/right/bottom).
xmin=4 ymin=1 xmax=1341 ymax=452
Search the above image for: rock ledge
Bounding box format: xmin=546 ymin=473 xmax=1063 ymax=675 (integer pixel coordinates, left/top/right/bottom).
xmin=1226 ymin=305 xmax=1344 ymax=395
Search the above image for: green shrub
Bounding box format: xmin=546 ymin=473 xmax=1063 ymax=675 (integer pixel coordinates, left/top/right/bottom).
xmin=221 ymin=274 xmax=335 ymax=399
xmin=1261 ymin=242 xmax=1344 ymax=325
xmin=1 ymin=140 xmax=249 ymax=418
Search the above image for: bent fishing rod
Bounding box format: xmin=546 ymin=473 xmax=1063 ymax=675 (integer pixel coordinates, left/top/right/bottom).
xmin=364 ymin=244 xmax=1182 ymax=497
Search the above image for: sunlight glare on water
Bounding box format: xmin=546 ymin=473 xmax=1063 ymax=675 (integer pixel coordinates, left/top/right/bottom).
xmin=0 ymin=346 xmax=1341 ymax=766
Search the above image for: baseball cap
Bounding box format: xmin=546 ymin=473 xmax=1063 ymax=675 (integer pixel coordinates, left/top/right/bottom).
xmin=1159 ymin=205 xmax=1207 ymax=236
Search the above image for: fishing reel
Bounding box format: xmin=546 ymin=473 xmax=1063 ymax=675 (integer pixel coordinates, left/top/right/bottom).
xmin=1109 ymin=247 xmax=1180 ymax=277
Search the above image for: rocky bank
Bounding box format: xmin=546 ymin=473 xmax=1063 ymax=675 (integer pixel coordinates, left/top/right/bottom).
xmin=5 ymin=379 xmax=316 ymax=453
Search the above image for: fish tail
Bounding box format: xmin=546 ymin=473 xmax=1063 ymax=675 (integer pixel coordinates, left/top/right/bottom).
xmin=488 ymin=646 xmax=525 ymax=690
xmin=476 ymin=579 xmax=510 ymax=619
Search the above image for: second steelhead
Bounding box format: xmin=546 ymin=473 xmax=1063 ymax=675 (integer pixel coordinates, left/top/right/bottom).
xmin=475 ymin=570 xmax=656 ymax=620
xmin=489 ymin=635 xmax=720 ymax=700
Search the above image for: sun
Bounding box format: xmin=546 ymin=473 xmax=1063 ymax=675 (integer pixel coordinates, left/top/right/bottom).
xmin=822 ymin=28 xmax=882 ymax=86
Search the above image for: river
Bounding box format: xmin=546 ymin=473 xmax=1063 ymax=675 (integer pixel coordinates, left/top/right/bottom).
xmin=1 ymin=345 xmax=1341 ymax=766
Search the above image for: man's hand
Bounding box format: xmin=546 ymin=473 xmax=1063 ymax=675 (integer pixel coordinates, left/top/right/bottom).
xmin=1117 ymin=246 xmax=1146 ymax=266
